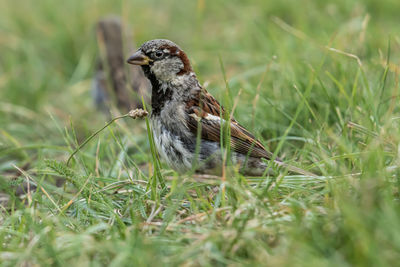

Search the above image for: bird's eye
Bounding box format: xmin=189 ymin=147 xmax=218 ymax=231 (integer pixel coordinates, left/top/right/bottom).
xmin=154 ymin=51 xmax=164 ymax=58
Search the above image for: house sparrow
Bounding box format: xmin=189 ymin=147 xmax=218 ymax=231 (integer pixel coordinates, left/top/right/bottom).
xmin=127 ymin=39 xmax=315 ymax=176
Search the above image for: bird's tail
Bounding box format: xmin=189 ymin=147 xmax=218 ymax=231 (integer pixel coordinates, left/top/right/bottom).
xmin=274 ymin=161 xmax=317 ymax=177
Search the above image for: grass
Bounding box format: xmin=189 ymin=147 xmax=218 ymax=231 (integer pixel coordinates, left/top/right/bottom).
xmin=1 ymin=0 xmax=400 ymax=265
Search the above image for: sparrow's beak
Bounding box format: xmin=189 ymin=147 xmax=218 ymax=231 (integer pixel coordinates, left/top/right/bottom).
xmin=127 ymin=51 xmax=153 ymax=65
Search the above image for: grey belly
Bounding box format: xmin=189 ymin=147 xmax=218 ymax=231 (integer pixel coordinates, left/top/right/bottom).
xmin=153 ymin=125 xmax=269 ymax=176
xmin=152 ymin=121 xmax=221 ymax=173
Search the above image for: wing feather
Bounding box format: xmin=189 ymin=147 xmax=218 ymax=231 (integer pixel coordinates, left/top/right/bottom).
xmin=185 ymin=89 xmax=278 ymax=160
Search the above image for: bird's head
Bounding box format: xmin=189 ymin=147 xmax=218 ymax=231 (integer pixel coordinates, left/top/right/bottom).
xmin=127 ymin=39 xmax=193 ymax=83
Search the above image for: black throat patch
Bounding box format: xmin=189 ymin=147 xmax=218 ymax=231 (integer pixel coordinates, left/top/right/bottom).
xmin=141 ymin=66 xmax=173 ymax=116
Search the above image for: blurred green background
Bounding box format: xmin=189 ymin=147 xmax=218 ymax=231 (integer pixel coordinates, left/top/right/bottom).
xmin=1 ymin=0 xmax=400 ymax=266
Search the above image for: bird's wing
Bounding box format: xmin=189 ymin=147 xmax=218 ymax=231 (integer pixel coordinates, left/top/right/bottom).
xmin=185 ymin=89 xmax=277 ymax=160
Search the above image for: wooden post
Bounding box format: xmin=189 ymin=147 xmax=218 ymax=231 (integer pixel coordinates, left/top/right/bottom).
xmin=94 ymin=16 xmax=150 ymax=113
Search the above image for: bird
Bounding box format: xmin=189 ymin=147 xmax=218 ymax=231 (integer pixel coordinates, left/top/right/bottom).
xmin=127 ymin=39 xmax=315 ymax=177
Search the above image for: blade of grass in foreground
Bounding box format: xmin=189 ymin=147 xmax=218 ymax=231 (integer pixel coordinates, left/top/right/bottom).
xmin=142 ymin=98 xmax=166 ymax=201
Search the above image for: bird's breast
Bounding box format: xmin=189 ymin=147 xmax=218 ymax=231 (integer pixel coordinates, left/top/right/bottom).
xmin=151 ymin=115 xmax=194 ymax=173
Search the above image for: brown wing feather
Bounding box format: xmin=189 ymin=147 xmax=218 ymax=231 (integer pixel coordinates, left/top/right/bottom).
xmin=186 ymin=89 xmax=224 ymax=117
xmin=186 ymin=89 xmax=277 ymax=160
